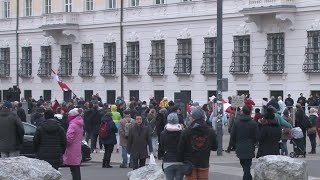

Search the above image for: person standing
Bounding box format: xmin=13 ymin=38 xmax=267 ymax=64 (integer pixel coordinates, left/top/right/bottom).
xmin=178 ymin=109 xmax=218 ymax=180
xmin=118 ymin=110 xmax=134 ymax=168
xmin=297 ymin=93 xmax=307 ymax=112
xmin=16 ymin=102 xmax=27 ymax=122
xmin=307 ymin=108 xmax=318 ymax=154
xmin=90 ymin=104 xmax=102 ymax=153
xmin=278 ymin=96 xmax=285 ymax=115
xmin=285 ymin=94 xmax=294 ymax=115
xmin=155 ymin=108 xmax=167 ymax=159
xmin=83 ymin=103 xmax=94 ymax=143
xmin=33 ymin=110 xmax=67 ymax=169
xmin=64 ymin=108 xmax=83 ymax=180
xmin=230 ymin=105 xmax=258 ymax=180
xmin=281 ymin=109 xmax=293 ymax=156
xmin=0 ymin=101 xmax=25 ymax=158
xmin=160 ymin=97 xmax=169 ymax=109
xmin=100 ymin=112 xmax=118 ymax=168
xmin=159 ymin=113 xmax=184 ymax=180
xmin=225 ymin=107 xmax=236 ymax=153
xmin=111 ymin=104 xmax=121 ymax=153
xmin=295 ymin=103 xmax=307 ymax=151
xmin=127 ymin=114 xmax=153 ymax=170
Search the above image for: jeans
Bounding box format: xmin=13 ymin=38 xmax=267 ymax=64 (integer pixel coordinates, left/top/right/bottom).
xmin=103 ymin=144 xmax=114 ymax=161
xmin=121 ymin=146 xmax=128 ymax=166
xmin=70 ymin=165 xmax=81 ymax=180
xmin=240 ymin=159 xmax=252 ymax=180
xmin=281 ymin=139 xmax=288 ymax=155
xmin=164 ymin=164 xmax=184 ymax=180
xmin=309 ymin=133 xmax=317 ymax=153
xmin=185 ymin=168 xmax=209 ymax=180
xmin=1 ymin=151 xmax=20 ymax=158
xmin=131 ymin=157 xmax=146 ymax=170
xmin=91 ymin=133 xmax=99 ymax=152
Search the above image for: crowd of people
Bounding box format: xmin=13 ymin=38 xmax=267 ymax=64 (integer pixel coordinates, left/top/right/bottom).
xmin=0 ymin=92 xmax=320 ymax=180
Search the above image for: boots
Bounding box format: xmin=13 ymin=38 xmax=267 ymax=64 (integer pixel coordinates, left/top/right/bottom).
xmin=102 ymin=159 xmax=107 ymax=168
xmin=105 ymin=160 xmax=113 ymax=168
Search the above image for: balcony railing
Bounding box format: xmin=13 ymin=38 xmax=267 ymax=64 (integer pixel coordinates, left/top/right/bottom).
xmin=100 ymin=56 xmax=116 ymax=76
xmin=37 ymin=58 xmax=52 ymax=77
xmin=147 ymin=55 xmax=165 ymax=76
xmin=200 ymin=53 xmax=216 ymax=75
xmin=247 ymin=0 xmax=295 ymax=8
xmin=173 ymin=54 xmax=192 ymax=75
xmin=229 ymin=51 xmax=250 ymax=75
xmin=19 ymin=59 xmax=32 ymax=78
xmin=263 ymin=50 xmax=284 ymax=74
xmin=42 ymin=13 xmax=79 ymax=26
xmin=303 ymin=47 xmax=320 ymax=73
xmin=123 ymin=56 xmax=139 ymax=75
xmin=79 ymin=57 xmax=94 ymax=77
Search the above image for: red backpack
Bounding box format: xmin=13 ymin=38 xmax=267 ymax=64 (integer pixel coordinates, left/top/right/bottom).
xmin=99 ymin=121 xmax=110 ymax=139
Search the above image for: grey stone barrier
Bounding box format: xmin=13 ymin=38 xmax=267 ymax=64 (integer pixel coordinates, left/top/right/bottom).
xmin=254 ymin=155 xmax=308 ymax=180
xmin=128 ymin=164 xmax=165 ymax=180
xmin=0 ymin=156 xmax=61 ymax=180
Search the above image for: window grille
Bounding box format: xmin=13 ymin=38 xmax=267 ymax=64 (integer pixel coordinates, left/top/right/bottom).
xmin=124 ymin=42 xmax=139 ymax=75
xmin=79 ymin=44 xmax=94 ymax=77
xmin=303 ymin=31 xmax=320 ymax=73
xmin=38 ymin=46 xmax=52 ymax=77
xmin=101 ymin=42 xmax=116 ymax=76
xmin=263 ymin=33 xmax=285 ymax=74
xmin=148 ymin=40 xmax=165 ymax=76
xmin=20 ymin=47 xmax=32 ymax=77
xmin=58 ymin=45 xmax=72 ymax=76
xmin=201 ymin=37 xmax=217 ymax=75
xmin=230 ymin=35 xmax=250 ymax=74
xmin=174 ymin=39 xmax=192 ymax=75
xmin=0 ymin=48 xmax=10 ymax=77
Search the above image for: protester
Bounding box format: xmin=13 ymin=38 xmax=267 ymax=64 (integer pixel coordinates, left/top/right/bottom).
xmin=160 ymin=97 xmax=169 ymax=109
xmin=31 ymin=107 xmax=46 ymax=127
xmin=155 ymin=108 xmax=167 ymax=159
xmin=64 ymin=108 xmax=83 ymax=180
xmin=278 ymin=96 xmax=285 ymax=115
xmin=118 ymin=110 xmax=134 ymax=168
xmin=244 ymin=94 xmax=255 ymax=111
xmin=178 ymin=109 xmax=218 ymax=180
xmin=307 ymin=108 xmax=318 ymax=154
xmin=127 ymin=114 xmax=153 ymax=170
xmin=230 ymin=105 xmax=258 ymax=180
xmin=0 ymin=101 xmax=25 ymax=158
xmin=111 ymin=104 xmax=121 ymax=153
xmin=225 ymin=107 xmax=236 ymax=153
xmin=295 ymin=103 xmax=307 ymax=151
xmin=297 ymin=93 xmax=307 ymax=112
xmin=83 ymin=103 xmax=94 ymax=143
xmin=33 ymin=110 xmax=67 ymax=169
xmin=16 ymin=102 xmax=27 ymax=122
xmin=159 ymin=113 xmax=184 ymax=180
xmin=90 ymin=104 xmax=103 ymax=153
xmin=285 ymin=94 xmax=294 ymax=114
xmin=253 ymin=108 xmax=262 ymax=123
xmin=100 ymin=112 xmax=118 ymax=168
xmin=281 ymin=108 xmax=293 ymax=156
xmin=55 ymin=107 xmax=69 ymax=132
xmin=146 ymin=109 xmax=158 ymax=157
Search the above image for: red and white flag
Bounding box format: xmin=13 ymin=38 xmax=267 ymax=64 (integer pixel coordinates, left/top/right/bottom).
xmin=52 ymin=99 xmax=60 ymax=112
xmin=51 ymin=69 xmax=72 ymax=91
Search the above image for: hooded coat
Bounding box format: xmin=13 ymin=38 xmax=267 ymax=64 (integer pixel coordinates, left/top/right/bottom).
xmin=33 ymin=119 xmax=67 ymax=168
xmin=63 ymin=115 xmax=83 ymax=165
xmin=111 ymin=105 xmax=121 ymax=129
xmin=99 ymin=114 xmax=118 ymax=145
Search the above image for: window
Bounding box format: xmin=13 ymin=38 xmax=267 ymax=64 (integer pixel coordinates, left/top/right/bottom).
xmin=0 ymin=48 xmax=10 ymax=77
xmin=174 ymin=39 xmax=192 ymax=75
xmin=20 ymin=47 xmax=32 ymax=77
xmin=84 ymin=90 xmax=93 ymax=102
xmin=85 ymin=0 xmax=93 ymax=11
xmin=25 ymin=0 xmax=32 ymax=16
xmin=44 ymin=0 xmax=51 ymax=14
xmin=107 ymin=0 xmax=116 ymax=8
xmin=58 ymin=45 xmax=72 ymax=76
xmin=263 ymin=33 xmax=285 ymax=74
xmin=124 ymin=42 xmax=139 ymax=75
xmin=154 ymin=90 xmax=164 ymax=104
xmin=65 ymin=0 xmax=72 ymax=12
xmin=270 ymin=91 xmax=283 ymax=100
xmin=237 ymin=90 xmax=249 ymax=96
xmin=180 ymin=90 xmax=191 ymax=104
xmin=303 ymin=31 xmax=320 ymax=73
xmin=3 ymin=90 xmax=9 ymax=101
xmin=3 ymin=0 xmax=10 ymax=18
xmin=23 ymin=123 xmax=36 ymax=136
xmin=24 ymin=90 xmax=32 ymax=100
xmin=201 ymin=37 xmax=216 ymax=75
xmin=79 ymin=44 xmax=94 ymax=77
xmin=148 ymin=40 xmax=165 ymax=76
xmin=230 ymin=35 xmax=250 ymax=74
xmin=130 ymin=0 xmax=139 ymax=7
xmin=155 ymin=0 xmax=164 ymax=4
xmin=63 ymin=91 xmax=72 ymax=102
xmin=101 ymin=42 xmax=116 ymax=76
xmin=38 ymin=46 xmax=52 ymax=77
xmin=106 ymin=90 xmax=116 ymax=104
xmin=129 ymin=90 xmax=139 ymax=101
xmin=43 ymin=90 xmax=51 ymax=101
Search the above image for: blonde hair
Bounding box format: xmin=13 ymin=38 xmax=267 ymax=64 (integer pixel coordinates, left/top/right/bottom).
xmin=310 ymin=108 xmax=318 ymax=114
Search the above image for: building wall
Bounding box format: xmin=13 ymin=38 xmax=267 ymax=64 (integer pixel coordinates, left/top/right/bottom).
xmin=0 ymin=0 xmax=320 ymax=103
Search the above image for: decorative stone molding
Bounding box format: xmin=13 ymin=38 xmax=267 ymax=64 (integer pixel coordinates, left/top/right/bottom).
xmin=244 ymin=15 xmax=263 ymax=33
xmin=309 ymin=19 xmax=320 ymax=31
xmin=128 ymin=32 xmax=139 ymax=42
xmin=236 ymin=24 xmax=250 ymax=35
xmin=22 ymin=38 xmax=31 ymax=47
xmin=275 ymin=13 xmax=295 ymax=31
xmin=62 ymin=29 xmax=79 ymax=43
xmin=82 ymin=35 xmax=93 ymax=44
xmin=207 ymin=26 xmax=217 ymax=37
xmin=106 ymin=33 xmax=116 ymax=43
xmin=179 ymin=28 xmax=191 ymax=39
xmin=0 ymin=40 xmax=9 ymax=48
xmin=153 ymin=30 xmax=165 ymax=40
xmin=41 ymin=37 xmax=53 ymax=46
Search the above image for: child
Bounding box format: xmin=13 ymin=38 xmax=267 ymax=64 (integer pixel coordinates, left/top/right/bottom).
xmin=253 ymin=108 xmax=263 ymax=123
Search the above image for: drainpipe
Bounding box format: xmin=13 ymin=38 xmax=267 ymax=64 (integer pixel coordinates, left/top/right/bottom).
xmin=120 ymin=0 xmax=124 ymax=98
xmin=16 ymin=0 xmax=20 ymax=87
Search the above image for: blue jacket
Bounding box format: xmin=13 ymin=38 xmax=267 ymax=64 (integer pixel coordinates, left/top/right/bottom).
xmin=99 ymin=114 xmax=118 ymax=145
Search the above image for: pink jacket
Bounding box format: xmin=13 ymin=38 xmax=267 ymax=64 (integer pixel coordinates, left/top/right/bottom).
xmin=63 ymin=115 xmax=84 ymax=165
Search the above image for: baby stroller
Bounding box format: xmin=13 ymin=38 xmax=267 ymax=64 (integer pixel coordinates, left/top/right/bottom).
xmin=289 ymin=127 xmax=306 ymax=158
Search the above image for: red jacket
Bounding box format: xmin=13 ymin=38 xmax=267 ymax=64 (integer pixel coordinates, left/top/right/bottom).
xmin=244 ymin=99 xmax=255 ymax=110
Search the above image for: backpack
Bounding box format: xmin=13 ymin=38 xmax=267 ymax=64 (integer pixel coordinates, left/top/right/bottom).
xmin=124 ymin=120 xmax=133 ymax=137
xmin=99 ymin=121 xmax=110 ymax=139
xmin=190 ymin=130 xmax=210 ymax=151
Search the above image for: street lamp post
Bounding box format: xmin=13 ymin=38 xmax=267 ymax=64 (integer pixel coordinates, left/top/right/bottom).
xmin=16 ymin=0 xmax=20 ymax=87
xmin=216 ymin=0 xmax=223 ymax=156
xmin=120 ymin=0 xmax=124 ymax=98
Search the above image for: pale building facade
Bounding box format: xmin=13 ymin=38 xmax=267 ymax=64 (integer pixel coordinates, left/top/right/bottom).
xmin=0 ymin=0 xmax=319 ymax=104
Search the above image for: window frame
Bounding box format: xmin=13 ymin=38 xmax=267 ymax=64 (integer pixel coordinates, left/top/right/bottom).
xmin=303 ymin=31 xmax=320 ymax=72
xmin=38 ymin=46 xmax=52 ymax=77
xmin=174 ymin=39 xmax=192 ymax=74
xmin=25 ymin=0 xmax=33 ymax=16
xmin=230 ymin=35 xmax=250 ymax=74
xmin=107 ymin=0 xmax=116 ymax=8
xmin=130 ymin=0 xmax=139 ymax=7
xmin=155 ymin=0 xmax=165 ymax=4
xmin=263 ymin=33 xmax=285 ymax=73
xmin=124 ymin=42 xmax=140 ymax=75
xmin=3 ymin=0 xmax=10 ymax=18
xmin=20 ymin=47 xmax=32 ymax=77
xmin=79 ymin=44 xmax=94 ymax=77
xmin=101 ymin=42 xmax=116 ymax=75
xmin=201 ymin=37 xmax=217 ymax=74
xmin=85 ymin=0 xmax=94 ymax=11
xmin=44 ymin=0 xmax=52 ymax=14
xmin=148 ymin=40 xmax=165 ymax=75
xmin=59 ymin=45 xmax=73 ymax=76
xmin=65 ymin=0 xmax=72 ymax=12
xmin=0 ymin=48 xmax=10 ymax=77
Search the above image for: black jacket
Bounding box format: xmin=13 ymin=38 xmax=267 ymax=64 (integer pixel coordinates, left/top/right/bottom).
xmin=256 ymin=120 xmax=282 ymax=158
xmin=99 ymin=114 xmax=118 ymax=145
xmin=295 ymin=108 xmax=307 ymax=132
xmin=33 ymin=119 xmax=67 ymax=168
xmin=285 ymin=97 xmax=294 ymax=107
xmin=178 ymin=120 xmax=217 ymax=168
xmin=159 ymin=130 xmax=182 ymax=162
xmin=90 ymin=109 xmax=103 ymax=134
xmin=231 ymin=114 xmax=258 ymax=159
xmin=83 ymin=108 xmax=94 ymax=132
xmin=31 ymin=112 xmax=45 ymax=127
xmin=267 ymin=99 xmax=280 ymax=111
xmin=156 ymin=113 xmax=166 ymax=135
xmin=17 ymin=108 xmax=27 ymax=122
xmin=297 ymin=96 xmax=307 ymax=106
